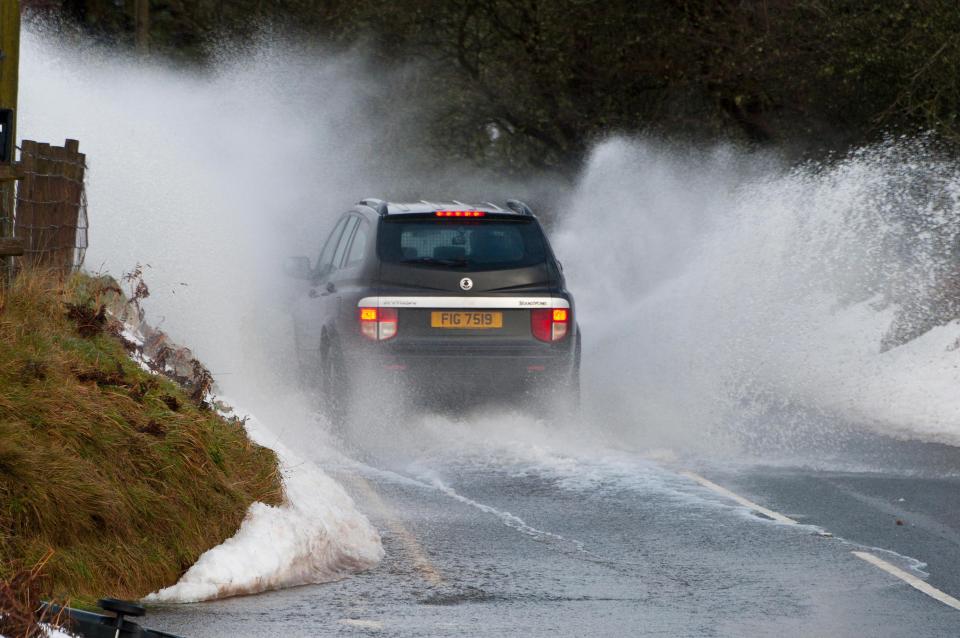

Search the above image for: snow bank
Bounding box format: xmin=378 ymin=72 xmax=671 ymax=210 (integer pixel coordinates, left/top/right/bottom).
xmin=144 ymin=408 xmax=383 ymax=603
xmin=1 ymin=627 xmax=75 ymax=638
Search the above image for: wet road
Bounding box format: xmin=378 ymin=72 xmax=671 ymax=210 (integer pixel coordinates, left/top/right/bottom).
xmin=147 ymin=424 xmax=960 ymax=637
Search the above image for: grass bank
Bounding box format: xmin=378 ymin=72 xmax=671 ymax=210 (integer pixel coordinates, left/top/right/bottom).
xmin=0 ymin=270 xmax=282 ymax=603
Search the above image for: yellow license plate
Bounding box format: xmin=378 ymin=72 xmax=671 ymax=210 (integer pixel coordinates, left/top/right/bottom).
xmin=431 ymin=311 xmax=503 ymax=329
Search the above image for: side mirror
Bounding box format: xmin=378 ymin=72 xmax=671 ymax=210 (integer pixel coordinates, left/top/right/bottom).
xmin=284 ymin=256 xmax=311 ymax=279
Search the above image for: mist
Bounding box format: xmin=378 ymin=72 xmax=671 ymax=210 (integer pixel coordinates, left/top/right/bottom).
xmin=20 ymin=28 xmax=960 ymax=469
xmin=560 ymin=139 xmax=960 ymax=456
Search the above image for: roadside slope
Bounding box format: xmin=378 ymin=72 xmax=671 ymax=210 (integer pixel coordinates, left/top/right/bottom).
xmin=0 ymin=271 xmax=283 ymax=601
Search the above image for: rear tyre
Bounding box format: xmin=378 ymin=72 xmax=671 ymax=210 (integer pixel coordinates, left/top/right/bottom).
xmin=561 ymin=330 xmax=582 ymax=419
xmin=319 ymin=339 xmax=350 ymax=433
xmin=547 ymin=363 xmax=579 ymax=422
xmin=568 ymin=364 xmax=581 ymax=412
xmin=293 ymin=325 xmax=320 ymax=392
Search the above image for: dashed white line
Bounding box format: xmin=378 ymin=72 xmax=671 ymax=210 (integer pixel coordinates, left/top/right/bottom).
xmin=680 ymin=470 xmax=799 ymax=525
xmin=682 ymin=469 xmax=960 ymax=613
xmin=853 ymin=551 xmax=960 ymax=611
xmin=338 ymin=618 xmax=385 ymax=630
xmin=427 ymin=476 xmax=587 ymax=549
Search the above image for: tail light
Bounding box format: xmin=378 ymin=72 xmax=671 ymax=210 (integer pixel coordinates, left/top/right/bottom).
xmin=435 ymin=210 xmax=486 ymax=217
xmin=359 ymin=307 xmax=398 ymax=341
xmin=531 ymin=307 xmax=570 ymax=342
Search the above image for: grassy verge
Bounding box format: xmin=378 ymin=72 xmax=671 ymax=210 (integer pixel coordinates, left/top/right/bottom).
xmin=0 ymin=270 xmax=282 ymax=604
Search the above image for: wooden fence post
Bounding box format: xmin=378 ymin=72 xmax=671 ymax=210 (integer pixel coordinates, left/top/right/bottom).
xmin=0 ymin=236 xmax=21 ymax=287
xmin=62 ymin=139 xmax=84 ymax=270
xmin=15 ymin=138 xmax=34 ymax=268
xmin=35 ymin=142 xmax=51 ymax=265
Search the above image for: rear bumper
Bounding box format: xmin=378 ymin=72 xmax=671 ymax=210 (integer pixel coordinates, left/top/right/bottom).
xmin=344 ymin=342 xmax=576 ymax=392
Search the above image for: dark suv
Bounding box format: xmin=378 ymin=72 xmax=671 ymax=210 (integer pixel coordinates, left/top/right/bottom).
xmin=286 ymin=198 xmax=580 ymax=416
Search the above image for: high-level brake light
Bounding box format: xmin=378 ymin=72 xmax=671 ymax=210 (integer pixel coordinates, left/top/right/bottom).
xmin=359 ymin=307 xmax=398 ymax=340
xmin=531 ymin=307 xmax=570 ymax=342
xmin=435 ymin=210 xmax=486 ymax=217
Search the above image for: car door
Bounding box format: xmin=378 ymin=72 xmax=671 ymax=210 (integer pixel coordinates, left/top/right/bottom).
xmin=322 ymin=215 xmax=361 ymax=333
xmin=328 ymin=215 xmax=373 ymax=340
xmin=292 ymin=215 xmax=351 ymax=370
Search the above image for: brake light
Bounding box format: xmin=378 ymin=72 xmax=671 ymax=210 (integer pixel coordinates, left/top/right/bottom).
xmin=531 ymin=307 xmax=570 ymax=342
xmin=359 ymin=307 xmax=398 ymax=340
xmin=435 ymin=211 xmax=486 ymax=217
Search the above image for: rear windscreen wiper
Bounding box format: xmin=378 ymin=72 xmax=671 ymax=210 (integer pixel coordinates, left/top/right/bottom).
xmin=400 ymin=257 xmax=469 ymax=267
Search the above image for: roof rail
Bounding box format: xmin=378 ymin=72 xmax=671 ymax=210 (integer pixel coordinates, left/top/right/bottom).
xmin=358 ymin=198 xmax=389 ymax=216
xmin=505 ymin=199 xmax=533 ymax=216
xmin=483 ymin=201 xmax=505 ymax=211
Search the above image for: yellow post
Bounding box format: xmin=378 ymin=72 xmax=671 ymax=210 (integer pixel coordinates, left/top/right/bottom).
xmin=0 ymin=0 xmax=17 ymax=123
xmin=0 ymin=0 xmax=18 ymax=285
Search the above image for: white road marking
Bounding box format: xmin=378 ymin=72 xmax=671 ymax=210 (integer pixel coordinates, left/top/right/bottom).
xmin=680 ymin=470 xmax=799 ymax=525
xmin=682 ymin=470 xmax=960 ymax=612
xmin=338 ymin=619 xmax=385 ymax=630
xmin=853 ymin=551 xmax=960 ymax=611
xmin=426 ymin=475 xmax=590 ymax=553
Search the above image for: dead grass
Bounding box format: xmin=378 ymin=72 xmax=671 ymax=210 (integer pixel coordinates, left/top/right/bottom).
xmin=0 ymin=552 xmax=68 ymax=638
xmin=0 ymin=269 xmax=282 ymax=603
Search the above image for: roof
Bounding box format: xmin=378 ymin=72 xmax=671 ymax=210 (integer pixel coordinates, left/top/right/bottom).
xmin=356 ymin=198 xmax=532 ymax=216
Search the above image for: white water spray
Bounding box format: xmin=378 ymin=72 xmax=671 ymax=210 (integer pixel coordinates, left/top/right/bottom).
xmin=19 ymin=30 xmax=401 ymax=601
xmin=18 ymin=24 xmax=960 ymax=600
xmin=558 ymin=139 xmax=960 ymax=451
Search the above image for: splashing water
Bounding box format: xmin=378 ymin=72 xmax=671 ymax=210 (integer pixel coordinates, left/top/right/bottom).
xmin=558 ymin=139 xmax=960 ymax=452
xmin=19 ymin=29 xmax=400 ymax=600
xmin=18 ymin=25 xmax=960 ymax=599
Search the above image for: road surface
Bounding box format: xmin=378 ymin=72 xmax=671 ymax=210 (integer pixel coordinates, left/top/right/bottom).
xmin=147 ymin=419 xmax=960 ymax=637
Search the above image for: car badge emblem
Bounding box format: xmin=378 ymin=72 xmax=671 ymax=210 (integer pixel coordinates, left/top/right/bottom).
xmin=460 ymin=277 xmax=474 ymax=291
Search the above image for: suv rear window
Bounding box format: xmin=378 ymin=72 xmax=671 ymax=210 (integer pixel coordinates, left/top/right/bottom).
xmin=378 ymin=218 xmax=548 ymax=270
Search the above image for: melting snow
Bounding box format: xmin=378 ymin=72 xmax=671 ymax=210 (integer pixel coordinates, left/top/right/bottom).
xmin=144 ymin=408 xmax=382 ymax=603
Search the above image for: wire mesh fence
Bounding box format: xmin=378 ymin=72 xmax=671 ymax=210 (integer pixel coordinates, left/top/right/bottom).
xmin=5 ymin=139 xmax=88 ymax=272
